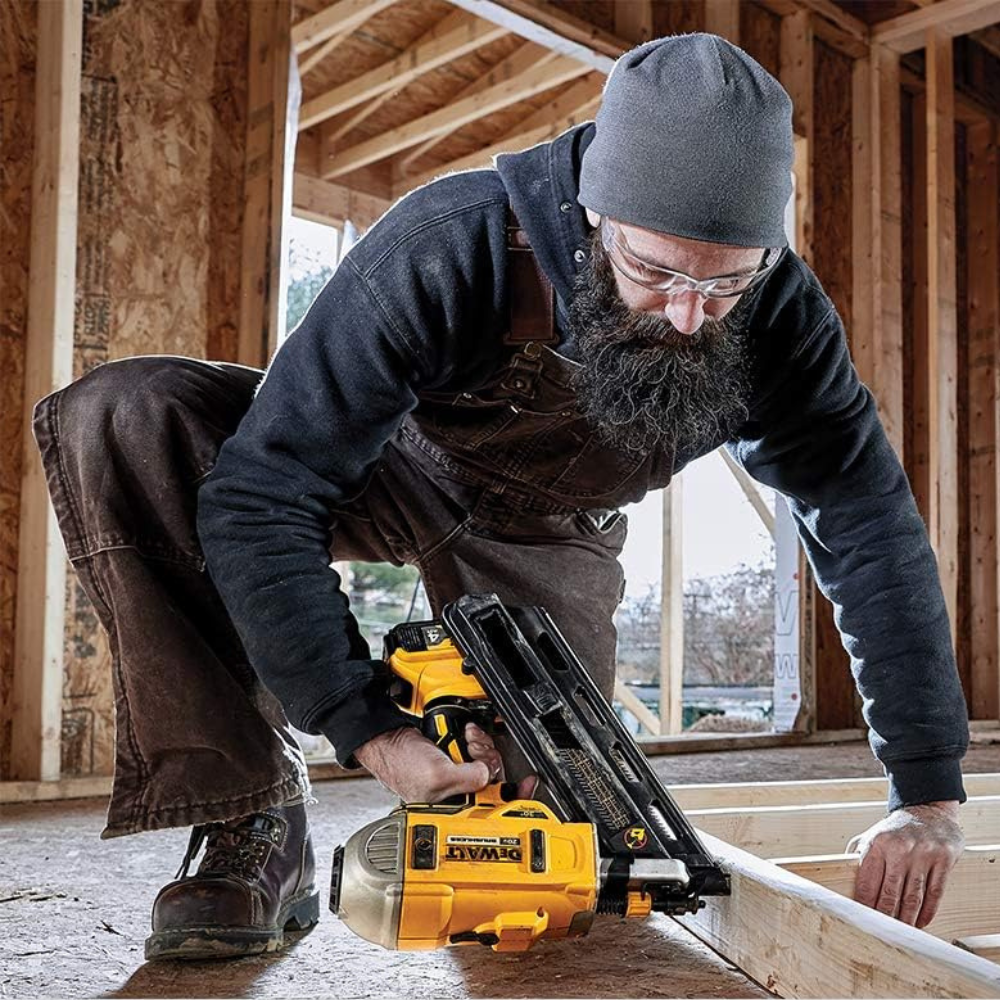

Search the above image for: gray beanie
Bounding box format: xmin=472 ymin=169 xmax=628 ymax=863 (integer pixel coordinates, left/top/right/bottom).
xmin=578 ymin=33 xmax=794 ymax=248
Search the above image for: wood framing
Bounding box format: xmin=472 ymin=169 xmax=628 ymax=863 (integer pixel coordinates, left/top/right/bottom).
xmin=291 ymin=0 xmax=397 ymax=55
xmin=689 ymin=795 xmax=1000 ymax=857
xmin=928 ymin=29 xmax=961 ymax=639
xmin=668 ymin=772 xmax=1000 ymax=810
xmin=10 ymin=0 xmax=83 ymax=781
xmin=703 ymin=0 xmax=741 ymax=42
xmin=778 ymin=845 xmax=1000 ymax=941
xmin=239 ymin=0 xmax=293 ymax=367
xmin=614 ymin=0 xmax=653 ymax=45
xmin=659 ymin=478 xmax=684 ymax=735
xmin=441 ymin=0 xmax=622 ymax=72
xmin=676 ymin=832 xmax=1000 ymax=999
xmin=718 ymin=447 xmax=776 ymax=537
xmin=966 ymin=120 xmax=1000 ymax=720
xmin=322 ymin=55 xmax=589 ymax=179
xmin=292 ymin=172 xmax=390 ymax=229
xmin=873 ymin=0 xmax=1000 ymax=54
xmin=298 ymin=12 xmax=507 ymax=131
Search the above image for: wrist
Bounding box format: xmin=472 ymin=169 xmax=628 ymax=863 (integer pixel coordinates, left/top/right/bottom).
xmin=908 ymin=800 xmax=960 ymax=819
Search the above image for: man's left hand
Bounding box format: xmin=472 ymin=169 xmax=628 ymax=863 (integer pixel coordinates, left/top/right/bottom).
xmin=847 ymin=800 xmax=964 ymax=928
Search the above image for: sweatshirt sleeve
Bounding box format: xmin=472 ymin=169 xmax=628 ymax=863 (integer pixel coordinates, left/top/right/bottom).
xmin=729 ymin=301 xmax=969 ymax=811
xmin=196 ymin=180 xmax=508 ymax=766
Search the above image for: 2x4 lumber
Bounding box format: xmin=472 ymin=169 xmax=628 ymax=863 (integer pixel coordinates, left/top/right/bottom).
xmin=322 ymin=55 xmax=589 ymax=179
xmin=781 ymin=13 xmax=814 ymax=264
xmin=614 ymin=681 xmax=661 ymax=736
xmin=689 ymin=796 xmax=1000 ymax=857
xmin=660 ymin=478 xmax=684 ymax=735
xmin=675 ymin=832 xmax=1000 ymax=999
xmin=238 ymin=1 xmax=293 ymax=367
xmin=717 ymin=447 xmax=775 ymax=537
xmin=11 ymin=0 xmax=83 ymax=781
xmin=957 ymin=935 xmax=1000 ymax=962
xmin=292 ymin=172 xmax=390 ymax=229
xmin=966 ymin=120 xmax=1000 ymax=721
xmin=777 ymin=845 xmax=1000 ymax=941
xmin=298 ymin=26 xmax=353 ymax=77
xmin=291 ymin=0 xmax=396 ymax=55
xmin=395 ymin=75 xmax=602 ymax=195
xmin=669 ymin=772 xmax=1000 ymax=810
xmin=298 ymin=12 xmax=506 ymax=131
xmin=442 ymin=0 xmax=621 ymax=72
xmin=397 ymin=39 xmax=559 ymax=174
xmin=927 ymin=29 xmax=960 ymax=640
xmin=873 ymin=0 xmax=1000 ymax=54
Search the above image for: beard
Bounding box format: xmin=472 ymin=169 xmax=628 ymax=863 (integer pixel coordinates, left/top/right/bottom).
xmin=567 ymin=232 xmax=752 ymax=457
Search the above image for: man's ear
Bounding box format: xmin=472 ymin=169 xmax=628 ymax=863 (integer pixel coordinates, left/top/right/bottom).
xmin=585 ymin=207 xmax=600 ymax=228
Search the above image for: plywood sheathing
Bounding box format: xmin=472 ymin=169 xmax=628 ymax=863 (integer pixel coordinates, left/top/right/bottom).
xmin=0 ymin=0 xmax=37 ymax=781
xmin=61 ymin=0 xmax=250 ymax=777
xmin=740 ymin=2 xmax=782 ymax=78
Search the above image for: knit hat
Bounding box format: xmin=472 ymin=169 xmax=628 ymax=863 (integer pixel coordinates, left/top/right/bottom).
xmin=578 ymin=33 xmax=794 ymax=248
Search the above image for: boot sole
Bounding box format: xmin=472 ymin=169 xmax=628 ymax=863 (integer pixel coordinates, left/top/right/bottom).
xmin=144 ymin=888 xmax=320 ymax=962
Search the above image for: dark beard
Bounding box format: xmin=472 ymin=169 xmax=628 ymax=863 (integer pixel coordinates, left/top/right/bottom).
xmin=567 ymin=233 xmax=752 ymax=457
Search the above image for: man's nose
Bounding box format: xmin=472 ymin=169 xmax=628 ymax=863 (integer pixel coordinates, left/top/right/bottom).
xmin=663 ymin=289 xmax=707 ymax=335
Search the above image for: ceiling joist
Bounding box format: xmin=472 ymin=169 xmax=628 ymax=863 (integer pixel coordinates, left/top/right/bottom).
xmin=322 ymin=53 xmax=590 ymax=179
xmin=873 ymin=0 xmax=1000 ymax=53
xmin=292 ymin=0 xmax=398 ymax=55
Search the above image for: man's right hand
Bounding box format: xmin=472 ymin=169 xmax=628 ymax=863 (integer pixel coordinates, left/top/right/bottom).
xmin=353 ymin=724 xmax=537 ymax=803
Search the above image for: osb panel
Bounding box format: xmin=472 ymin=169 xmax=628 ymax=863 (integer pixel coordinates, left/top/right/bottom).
xmin=901 ymin=88 xmax=916 ymax=491
xmin=653 ymin=1 xmax=702 ymax=38
xmin=740 ymin=3 xmax=781 ymax=79
xmin=63 ymin=0 xmax=249 ymax=777
xmin=0 ymin=0 xmax=36 ymax=780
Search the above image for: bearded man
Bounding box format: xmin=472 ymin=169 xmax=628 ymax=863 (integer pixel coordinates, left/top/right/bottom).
xmin=36 ymin=34 xmax=968 ymax=960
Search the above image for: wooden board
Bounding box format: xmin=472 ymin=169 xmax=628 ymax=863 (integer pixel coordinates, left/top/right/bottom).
xmin=677 ymin=831 xmax=1000 ymax=998
xmin=0 ymin=0 xmax=38 ymax=780
xmin=778 ymin=845 xmax=1000 ymax=942
xmin=668 ymin=772 xmax=1000 ymax=811
xmin=690 ymin=796 xmax=1000 ymax=857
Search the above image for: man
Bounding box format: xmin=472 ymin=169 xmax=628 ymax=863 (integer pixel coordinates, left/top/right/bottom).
xmin=36 ymin=34 xmax=967 ymax=961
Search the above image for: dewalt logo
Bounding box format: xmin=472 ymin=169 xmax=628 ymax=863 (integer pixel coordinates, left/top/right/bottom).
xmin=444 ymin=835 xmax=523 ymax=863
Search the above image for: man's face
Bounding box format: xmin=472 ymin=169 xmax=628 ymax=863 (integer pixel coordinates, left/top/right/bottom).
xmin=567 ymin=215 xmax=761 ymax=457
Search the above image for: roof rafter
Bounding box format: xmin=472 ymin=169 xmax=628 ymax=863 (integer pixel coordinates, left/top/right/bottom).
xmin=322 ymin=53 xmax=590 ymax=179
xmin=873 ymin=0 xmax=1000 ymax=53
xmin=292 ymin=0 xmax=398 ymax=55
xmin=299 ymin=10 xmax=508 ymax=131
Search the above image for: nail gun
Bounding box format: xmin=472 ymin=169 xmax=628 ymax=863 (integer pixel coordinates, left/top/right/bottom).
xmin=330 ymin=593 xmax=730 ymax=952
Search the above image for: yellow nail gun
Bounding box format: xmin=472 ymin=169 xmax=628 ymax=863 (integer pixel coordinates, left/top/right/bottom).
xmin=330 ymin=593 xmax=730 ymax=952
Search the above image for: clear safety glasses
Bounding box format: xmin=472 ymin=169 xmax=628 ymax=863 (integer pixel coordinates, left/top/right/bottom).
xmin=600 ymin=217 xmax=784 ymax=299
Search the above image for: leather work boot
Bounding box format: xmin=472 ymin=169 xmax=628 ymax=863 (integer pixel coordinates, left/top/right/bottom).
xmin=145 ymin=802 xmax=319 ymax=961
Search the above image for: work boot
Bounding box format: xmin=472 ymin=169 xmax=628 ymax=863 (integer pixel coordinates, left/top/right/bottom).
xmin=145 ymin=802 xmax=319 ymax=961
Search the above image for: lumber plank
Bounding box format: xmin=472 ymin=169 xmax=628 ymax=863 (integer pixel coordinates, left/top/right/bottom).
xmin=704 ymin=0 xmax=741 ymax=42
xmin=966 ymin=120 xmax=1000 ymax=721
xmin=717 ymin=447 xmax=775 ymax=536
xmin=667 ymin=772 xmax=1000 ymax=810
xmin=660 ymin=478 xmax=684 ymax=735
xmin=322 ymin=55 xmax=589 ymax=178
xmin=442 ymin=0 xmax=622 ymax=71
xmin=689 ymin=796 xmax=1000 ymax=856
xmin=11 ymin=0 xmax=83 ymax=781
xmin=615 ymin=0 xmax=653 ymax=44
xmin=291 ymin=0 xmax=396 ymax=54
xmin=396 ymin=39 xmax=559 ymax=173
xmin=927 ymin=29 xmax=960 ymax=641
xmin=614 ymin=681 xmax=661 ymax=736
xmin=292 ymin=172 xmax=390 ymax=229
xmin=777 ymin=846 xmax=1000 ymax=941
xmin=298 ymin=12 xmax=506 ymax=131
xmin=874 ymin=0 xmax=1000 ymax=54
xmin=676 ymin=831 xmax=1000 ymax=998
xmin=957 ymin=935 xmax=1000 ymax=962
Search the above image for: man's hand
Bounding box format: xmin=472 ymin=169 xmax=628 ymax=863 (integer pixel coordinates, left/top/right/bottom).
xmin=847 ymin=801 xmax=964 ymax=928
xmin=354 ymin=722 xmax=538 ymax=804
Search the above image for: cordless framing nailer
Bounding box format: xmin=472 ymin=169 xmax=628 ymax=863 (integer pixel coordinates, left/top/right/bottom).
xmin=330 ymin=594 xmax=730 ymax=952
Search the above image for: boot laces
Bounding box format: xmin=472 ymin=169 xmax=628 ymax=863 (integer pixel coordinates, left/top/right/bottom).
xmin=175 ymin=812 xmax=283 ymax=882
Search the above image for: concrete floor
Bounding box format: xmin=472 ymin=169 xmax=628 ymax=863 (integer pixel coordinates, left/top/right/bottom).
xmin=3 ymin=741 xmax=998 ymax=999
